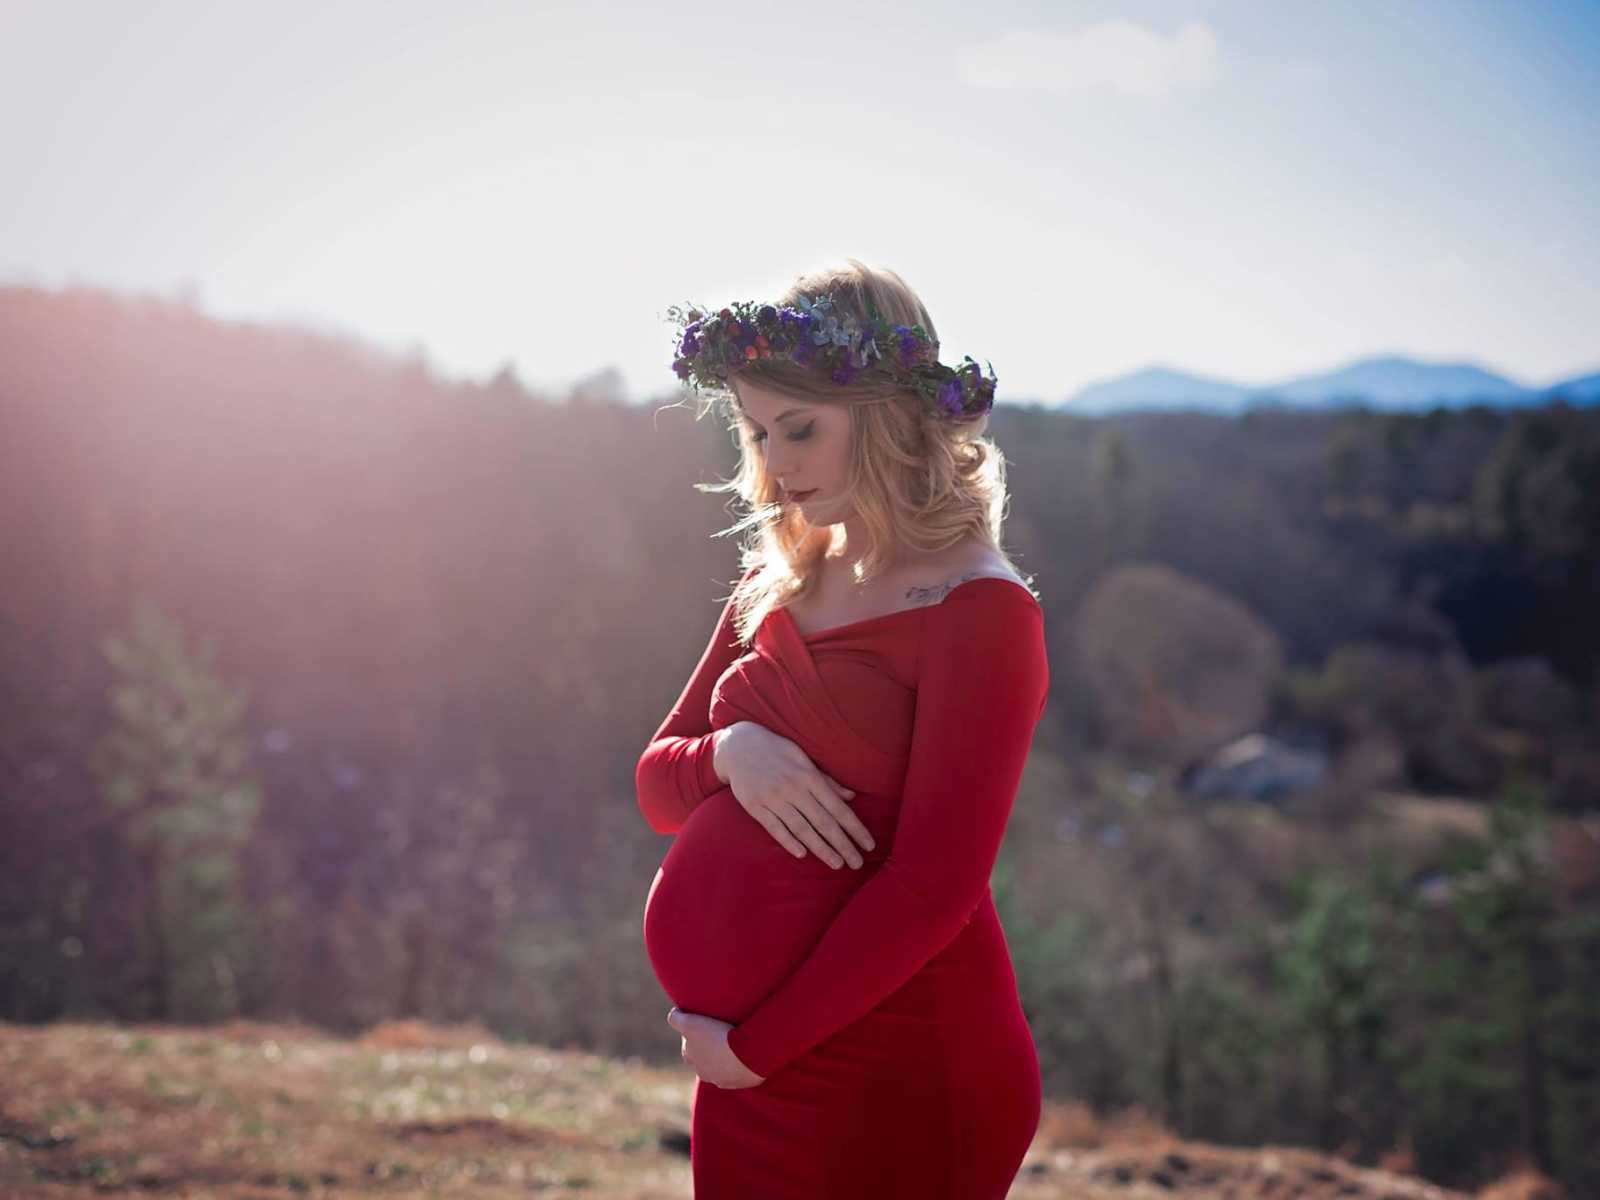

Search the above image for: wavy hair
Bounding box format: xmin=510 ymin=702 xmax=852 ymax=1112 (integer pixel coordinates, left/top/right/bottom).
xmin=670 ymin=257 xmax=1030 ymax=645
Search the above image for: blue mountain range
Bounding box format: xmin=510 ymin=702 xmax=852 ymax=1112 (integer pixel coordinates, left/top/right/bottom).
xmin=1060 ymin=355 xmax=1600 ymax=415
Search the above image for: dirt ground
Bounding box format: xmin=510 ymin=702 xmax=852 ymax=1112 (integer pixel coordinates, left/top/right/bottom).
xmin=0 ymin=1020 xmax=1534 ymax=1198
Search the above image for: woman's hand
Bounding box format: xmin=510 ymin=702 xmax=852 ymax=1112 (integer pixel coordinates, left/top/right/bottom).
xmin=713 ymin=722 xmax=876 ymax=869
xmin=667 ymin=1007 xmax=765 ymax=1088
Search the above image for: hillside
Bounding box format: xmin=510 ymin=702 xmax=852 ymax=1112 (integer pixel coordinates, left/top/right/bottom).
xmin=4 ymin=284 xmax=1596 ymax=1195
xmin=0 ymin=1021 xmax=1488 ymax=1199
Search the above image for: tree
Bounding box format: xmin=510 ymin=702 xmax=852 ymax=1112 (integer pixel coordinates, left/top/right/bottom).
xmin=89 ymin=598 xmax=261 ymax=1020
xmin=1440 ymin=776 xmax=1559 ymax=1174
xmin=1090 ymin=425 xmax=1136 ymax=559
xmin=1277 ymin=866 xmax=1395 ymax=1156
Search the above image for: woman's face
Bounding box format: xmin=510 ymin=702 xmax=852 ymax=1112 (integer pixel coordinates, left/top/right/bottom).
xmin=736 ymin=379 xmax=853 ymax=523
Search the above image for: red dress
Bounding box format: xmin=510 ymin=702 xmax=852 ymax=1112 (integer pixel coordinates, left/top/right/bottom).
xmin=637 ymin=569 xmax=1048 ymax=1198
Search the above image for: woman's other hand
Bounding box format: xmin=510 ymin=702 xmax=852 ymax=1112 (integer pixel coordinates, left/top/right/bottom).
xmin=713 ymin=723 xmax=876 ymax=869
xmin=667 ymin=1007 xmax=765 ymax=1088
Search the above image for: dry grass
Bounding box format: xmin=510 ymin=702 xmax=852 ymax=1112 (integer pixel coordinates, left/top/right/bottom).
xmin=0 ymin=1021 xmax=1489 ymax=1198
xmin=0 ymin=1020 xmax=690 ymax=1198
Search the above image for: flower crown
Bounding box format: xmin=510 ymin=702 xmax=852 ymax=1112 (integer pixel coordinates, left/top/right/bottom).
xmin=665 ymin=292 xmax=997 ymax=423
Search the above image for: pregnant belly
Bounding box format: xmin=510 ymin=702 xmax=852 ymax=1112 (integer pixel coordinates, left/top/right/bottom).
xmin=643 ymin=784 xmax=892 ymax=1023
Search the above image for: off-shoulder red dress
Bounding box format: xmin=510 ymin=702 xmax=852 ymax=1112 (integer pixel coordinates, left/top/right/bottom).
xmin=637 ymin=569 xmax=1048 ymax=1198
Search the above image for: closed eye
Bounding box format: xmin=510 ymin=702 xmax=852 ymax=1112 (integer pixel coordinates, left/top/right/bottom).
xmin=750 ymin=421 xmax=814 ymax=446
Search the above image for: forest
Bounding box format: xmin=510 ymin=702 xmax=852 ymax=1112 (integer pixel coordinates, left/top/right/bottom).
xmin=1 ymin=284 xmax=1596 ymax=1196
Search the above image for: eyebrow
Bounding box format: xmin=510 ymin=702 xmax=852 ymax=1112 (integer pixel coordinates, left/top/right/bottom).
xmin=744 ymin=407 xmax=811 ymax=428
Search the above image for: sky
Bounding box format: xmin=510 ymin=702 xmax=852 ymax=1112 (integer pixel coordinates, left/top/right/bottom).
xmin=2 ymin=0 xmax=1596 ymax=404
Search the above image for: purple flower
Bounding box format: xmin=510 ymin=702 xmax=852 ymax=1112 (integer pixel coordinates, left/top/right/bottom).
xmin=680 ymin=332 xmax=701 ymax=356
xmin=756 ymin=304 xmax=778 ymax=324
xmin=793 ymin=341 xmax=816 ymax=365
xmin=673 ymin=359 xmax=692 ymax=380
xmin=896 ymin=330 xmax=922 ymax=366
xmin=831 ymin=363 xmax=856 ymax=385
xmin=937 ymin=378 xmax=963 ymax=415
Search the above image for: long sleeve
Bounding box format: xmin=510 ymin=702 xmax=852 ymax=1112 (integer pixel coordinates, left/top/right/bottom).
xmin=725 ymin=580 xmax=1049 ymax=1079
xmin=635 ymin=569 xmax=755 ymax=834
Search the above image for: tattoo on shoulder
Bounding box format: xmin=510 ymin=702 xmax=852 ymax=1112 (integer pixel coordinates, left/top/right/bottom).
xmin=903 ymin=570 xmax=987 ymax=607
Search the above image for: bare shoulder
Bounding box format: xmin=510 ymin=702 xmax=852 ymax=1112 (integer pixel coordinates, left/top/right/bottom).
xmin=898 ymin=543 xmax=1039 ymax=609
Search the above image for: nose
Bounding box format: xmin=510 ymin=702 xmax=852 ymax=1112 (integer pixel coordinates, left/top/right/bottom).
xmin=766 ymin=443 xmax=797 ymax=477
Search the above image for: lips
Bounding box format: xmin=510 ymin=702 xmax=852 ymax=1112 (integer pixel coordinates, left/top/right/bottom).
xmin=787 ymin=489 xmax=817 ymax=502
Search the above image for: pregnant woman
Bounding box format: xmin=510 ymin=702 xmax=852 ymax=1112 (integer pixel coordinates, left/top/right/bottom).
xmin=637 ymin=258 xmax=1049 ymax=1197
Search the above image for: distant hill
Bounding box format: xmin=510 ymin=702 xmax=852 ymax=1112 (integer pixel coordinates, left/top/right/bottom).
xmin=1068 ymin=365 xmax=1253 ymax=414
xmin=1062 ymin=354 xmax=1599 ymax=415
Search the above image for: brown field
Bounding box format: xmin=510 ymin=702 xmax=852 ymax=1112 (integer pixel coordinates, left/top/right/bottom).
xmin=0 ymin=1020 xmax=1502 ymax=1198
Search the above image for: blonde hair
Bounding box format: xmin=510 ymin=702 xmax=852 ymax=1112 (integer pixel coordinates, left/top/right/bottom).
xmin=673 ymin=257 xmax=1028 ymax=645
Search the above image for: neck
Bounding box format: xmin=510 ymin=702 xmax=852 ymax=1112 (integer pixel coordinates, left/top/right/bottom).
xmin=826 ymin=512 xmax=891 ymax=577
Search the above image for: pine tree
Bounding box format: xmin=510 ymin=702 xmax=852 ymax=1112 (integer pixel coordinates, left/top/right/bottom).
xmin=89 ymin=598 xmax=261 ymax=1020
